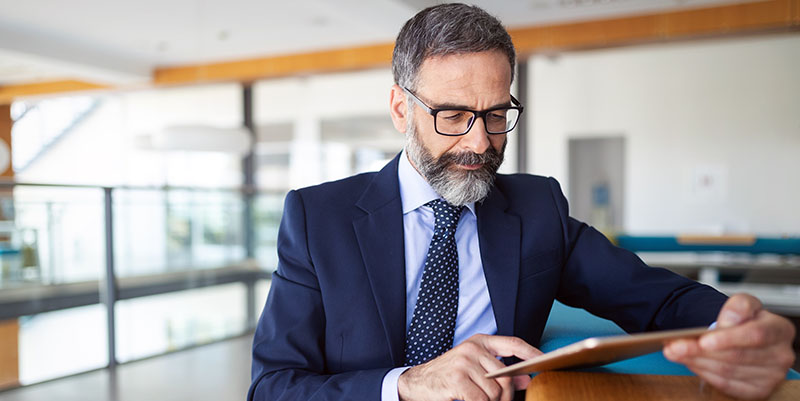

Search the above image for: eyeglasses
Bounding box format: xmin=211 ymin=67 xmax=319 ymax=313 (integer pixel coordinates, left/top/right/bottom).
xmin=403 ymin=87 xmax=523 ymax=136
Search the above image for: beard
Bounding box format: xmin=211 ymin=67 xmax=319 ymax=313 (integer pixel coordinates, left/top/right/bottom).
xmin=406 ymin=119 xmax=506 ymax=207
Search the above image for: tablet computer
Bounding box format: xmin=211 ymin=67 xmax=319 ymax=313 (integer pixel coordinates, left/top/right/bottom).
xmin=486 ymin=327 xmax=709 ymax=378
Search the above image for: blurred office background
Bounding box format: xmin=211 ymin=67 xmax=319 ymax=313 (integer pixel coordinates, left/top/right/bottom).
xmin=0 ymin=1 xmax=798 ymax=400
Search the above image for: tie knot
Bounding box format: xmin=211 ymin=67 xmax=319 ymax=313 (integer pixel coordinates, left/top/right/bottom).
xmin=426 ymin=199 xmax=463 ymax=232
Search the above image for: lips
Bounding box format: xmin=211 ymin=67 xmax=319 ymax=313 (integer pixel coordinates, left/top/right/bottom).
xmin=458 ymin=163 xmax=483 ymax=170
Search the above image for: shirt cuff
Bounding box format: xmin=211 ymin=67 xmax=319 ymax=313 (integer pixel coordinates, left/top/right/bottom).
xmin=381 ymin=366 xmax=411 ymax=401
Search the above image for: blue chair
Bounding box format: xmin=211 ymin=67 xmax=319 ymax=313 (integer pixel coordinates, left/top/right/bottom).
xmin=541 ymin=301 xmax=800 ymax=379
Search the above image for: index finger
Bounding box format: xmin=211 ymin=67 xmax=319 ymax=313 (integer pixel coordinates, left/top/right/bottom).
xmin=475 ymin=335 xmax=542 ymax=361
xmin=716 ymin=294 xmax=762 ymax=329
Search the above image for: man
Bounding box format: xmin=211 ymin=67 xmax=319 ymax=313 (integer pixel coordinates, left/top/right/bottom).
xmin=249 ymin=4 xmax=795 ymax=401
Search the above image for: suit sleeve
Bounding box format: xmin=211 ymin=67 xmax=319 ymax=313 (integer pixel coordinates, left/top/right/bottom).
xmin=546 ymin=178 xmax=728 ymax=333
xmin=248 ymin=190 xmax=391 ymax=401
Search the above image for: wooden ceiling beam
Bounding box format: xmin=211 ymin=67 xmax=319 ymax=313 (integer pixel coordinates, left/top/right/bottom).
xmin=153 ymin=42 xmax=394 ymax=86
xmin=510 ymin=0 xmax=800 ymax=55
xmin=0 ymin=80 xmax=109 ymax=105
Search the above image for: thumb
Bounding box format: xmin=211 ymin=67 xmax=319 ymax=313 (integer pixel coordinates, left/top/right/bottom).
xmin=717 ymin=294 xmax=762 ymax=329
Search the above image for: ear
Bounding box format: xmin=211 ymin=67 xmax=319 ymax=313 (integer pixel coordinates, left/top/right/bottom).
xmin=389 ymin=84 xmax=408 ymax=133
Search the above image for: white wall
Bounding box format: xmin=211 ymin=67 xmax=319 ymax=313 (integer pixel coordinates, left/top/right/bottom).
xmin=254 ymin=69 xmax=394 ymax=121
xmin=529 ymin=34 xmax=800 ymax=235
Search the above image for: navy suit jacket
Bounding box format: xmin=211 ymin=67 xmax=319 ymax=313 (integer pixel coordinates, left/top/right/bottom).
xmin=249 ymin=154 xmax=727 ymax=400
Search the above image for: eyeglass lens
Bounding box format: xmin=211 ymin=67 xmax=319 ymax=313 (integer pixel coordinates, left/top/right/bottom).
xmin=435 ymin=108 xmax=520 ymax=135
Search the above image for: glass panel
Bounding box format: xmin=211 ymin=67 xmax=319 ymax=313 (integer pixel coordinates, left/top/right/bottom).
xmin=0 ymin=185 xmax=108 ymax=387
xmin=18 ymin=305 xmax=108 ymax=384
xmin=115 ymin=283 xmax=247 ymax=363
xmin=8 ymin=186 xmax=106 ymax=285
xmin=114 ymin=189 xmax=245 ymax=277
xmin=253 ymin=192 xmax=284 ymax=272
xmin=254 ymin=279 xmax=271 ymax=322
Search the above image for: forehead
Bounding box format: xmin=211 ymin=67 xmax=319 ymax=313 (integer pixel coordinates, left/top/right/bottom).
xmin=415 ymin=51 xmax=512 ymax=105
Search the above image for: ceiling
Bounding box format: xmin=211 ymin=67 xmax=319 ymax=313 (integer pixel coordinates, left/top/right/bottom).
xmin=0 ymin=0 xmax=752 ymax=86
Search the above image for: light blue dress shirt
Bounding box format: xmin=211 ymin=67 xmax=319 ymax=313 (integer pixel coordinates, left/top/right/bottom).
xmin=380 ymin=149 xmax=498 ymax=401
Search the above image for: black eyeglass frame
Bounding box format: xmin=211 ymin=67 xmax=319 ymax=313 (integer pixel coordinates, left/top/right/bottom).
xmin=403 ymin=87 xmax=524 ymax=136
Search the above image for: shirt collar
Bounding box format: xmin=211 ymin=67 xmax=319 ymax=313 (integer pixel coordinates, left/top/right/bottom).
xmin=398 ymin=148 xmax=476 ymax=216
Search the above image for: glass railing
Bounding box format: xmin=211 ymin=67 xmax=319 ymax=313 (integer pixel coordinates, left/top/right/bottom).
xmin=4 ymin=185 xmax=105 ymax=287
xmin=0 ymin=182 xmax=284 ymax=388
xmin=113 ymin=188 xmax=247 ymax=277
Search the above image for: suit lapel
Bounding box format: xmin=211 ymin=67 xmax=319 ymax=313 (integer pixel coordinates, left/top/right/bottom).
xmin=476 ymin=184 xmax=521 ymax=337
xmin=353 ymin=154 xmax=407 ymax=366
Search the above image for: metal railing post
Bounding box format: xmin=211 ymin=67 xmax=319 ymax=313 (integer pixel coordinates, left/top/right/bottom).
xmin=516 ymin=60 xmax=529 ymax=174
xmin=102 ymin=187 xmax=118 ymax=368
xmin=243 ymin=84 xmax=256 ymax=260
xmin=245 ymin=279 xmax=257 ymax=330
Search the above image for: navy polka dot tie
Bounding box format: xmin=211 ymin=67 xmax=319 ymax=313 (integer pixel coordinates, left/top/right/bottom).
xmin=404 ymin=199 xmax=463 ymax=366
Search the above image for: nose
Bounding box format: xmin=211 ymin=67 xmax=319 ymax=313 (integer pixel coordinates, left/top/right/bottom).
xmin=458 ymin=117 xmax=490 ymax=154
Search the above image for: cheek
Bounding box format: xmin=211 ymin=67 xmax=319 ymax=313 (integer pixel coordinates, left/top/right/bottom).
xmin=489 ymin=135 xmax=507 ymax=153
xmin=418 ymin=128 xmax=459 ymax=158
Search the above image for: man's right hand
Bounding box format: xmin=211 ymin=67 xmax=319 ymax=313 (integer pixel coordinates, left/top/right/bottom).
xmin=397 ymin=334 xmax=541 ymax=401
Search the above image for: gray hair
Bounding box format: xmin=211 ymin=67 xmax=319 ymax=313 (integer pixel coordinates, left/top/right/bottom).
xmin=392 ymin=3 xmax=516 ymax=90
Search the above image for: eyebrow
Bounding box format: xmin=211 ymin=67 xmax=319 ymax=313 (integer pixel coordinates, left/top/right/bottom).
xmin=428 ymin=99 xmax=513 ymax=110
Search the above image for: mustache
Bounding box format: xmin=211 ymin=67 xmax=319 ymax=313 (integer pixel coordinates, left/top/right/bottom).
xmin=436 ymin=146 xmax=503 ymax=168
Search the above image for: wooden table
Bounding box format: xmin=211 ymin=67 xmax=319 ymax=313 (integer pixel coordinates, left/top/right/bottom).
xmin=526 ymin=372 xmax=800 ymax=401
